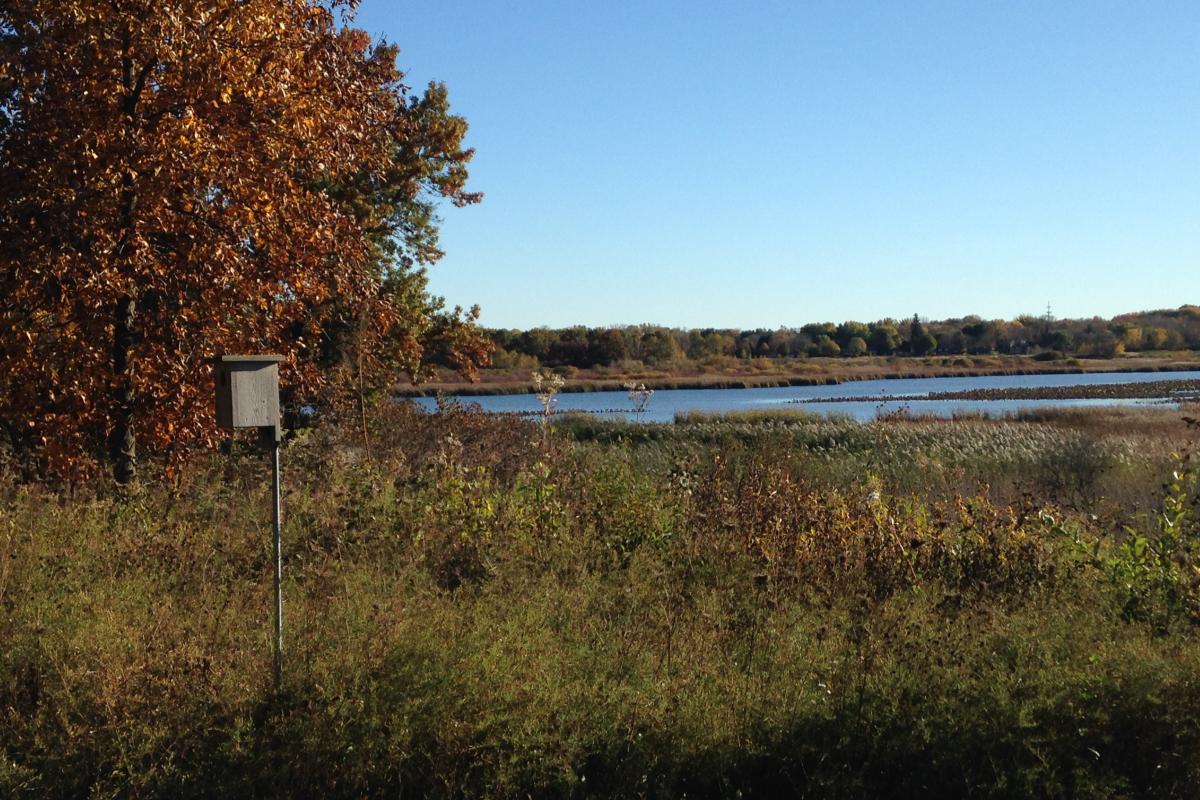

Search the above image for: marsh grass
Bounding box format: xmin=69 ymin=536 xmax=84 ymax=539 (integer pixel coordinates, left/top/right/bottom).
xmin=402 ymin=352 xmax=1200 ymax=397
xmin=2 ymin=403 xmax=1199 ymax=797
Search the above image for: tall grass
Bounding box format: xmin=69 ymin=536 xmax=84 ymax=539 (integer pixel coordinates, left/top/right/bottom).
xmin=2 ymin=403 xmax=1198 ymax=797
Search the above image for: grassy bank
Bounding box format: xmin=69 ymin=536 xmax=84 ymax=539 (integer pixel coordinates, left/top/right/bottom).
xmin=396 ymin=352 xmax=1200 ymax=396
xmin=3 ymin=404 xmax=1200 ymax=797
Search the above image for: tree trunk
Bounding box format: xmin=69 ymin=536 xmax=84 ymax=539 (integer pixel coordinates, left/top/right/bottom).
xmin=111 ymin=295 xmax=137 ymax=483
xmin=111 ymin=35 xmax=146 ymax=484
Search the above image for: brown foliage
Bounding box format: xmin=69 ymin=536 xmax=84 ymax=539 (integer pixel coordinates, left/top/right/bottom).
xmin=687 ymin=455 xmax=1059 ymax=602
xmin=0 ymin=1 xmax=484 ymax=480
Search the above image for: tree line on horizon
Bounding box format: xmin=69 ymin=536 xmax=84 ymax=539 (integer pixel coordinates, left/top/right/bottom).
xmin=484 ymin=306 xmax=1200 ymax=371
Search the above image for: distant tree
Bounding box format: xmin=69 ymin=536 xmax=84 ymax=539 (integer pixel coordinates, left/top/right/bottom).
xmin=844 ymin=336 xmax=868 ymax=357
xmin=817 ymin=336 xmax=841 ymax=357
xmin=790 ymin=334 xmax=815 ymax=357
xmin=687 ymin=330 xmax=735 ymax=360
xmin=670 ymin=329 xmax=691 ymax=357
xmin=1046 ymin=330 xmax=1075 ymax=352
xmin=909 ymin=314 xmax=925 ymax=342
xmin=733 ymin=329 xmax=768 ymax=359
xmin=541 ymin=327 xmax=589 ymax=367
xmin=802 ymin=322 xmax=837 ymax=341
xmin=937 ymin=328 xmax=966 ymax=354
xmin=767 ymin=329 xmax=797 ymax=357
xmin=588 ymin=328 xmax=627 ymax=366
xmin=987 ymin=320 xmax=1011 ymax=351
xmin=911 ymin=332 xmax=938 ymax=356
xmin=835 ymin=321 xmax=870 ymax=348
xmin=961 ymin=320 xmax=988 ymax=344
xmin=638 ymin=329 xmax=681 ymax=365
xmin=488 ymin=347 xmax=538 ymax=370
xmin=868 ymin=324 xmax=902 ymax=355
xmin=488 ymin=329 xmax=521 ymax=352
xmin=1144 ymin=328 xmax=1170 ymax=350
xmin=516 ymin=328 xmax=556 ymax=362
xmin=908 ymin=315 xmax=937 ymax=356
xmin=1082 ymin=331 xmax=1122 ymax=358
xmin=961 ymin=318 xmax=987 ymax=338
xmin=1112 ymin=324 xmax=1144 ymax=352
xmin=962 ymin=319 xmax=1004 ymax=354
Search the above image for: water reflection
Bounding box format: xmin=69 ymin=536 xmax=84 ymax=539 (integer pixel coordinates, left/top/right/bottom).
xmin=414 ymin=371 xmax=1200 ymax=423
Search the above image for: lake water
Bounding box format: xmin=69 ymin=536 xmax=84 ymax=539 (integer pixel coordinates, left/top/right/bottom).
xmin=414 ymin=371 xmax=1200 ymax=423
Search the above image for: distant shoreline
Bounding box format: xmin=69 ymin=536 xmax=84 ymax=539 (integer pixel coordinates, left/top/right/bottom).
xmin=393 ymin=356 xmax=1200 ymax=397
xmin=791 ymin=378 xmax=1200 ymax=404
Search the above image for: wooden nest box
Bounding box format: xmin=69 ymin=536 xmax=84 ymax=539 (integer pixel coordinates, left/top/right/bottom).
xmin=214 ymin=355 xmax=283 ymax=435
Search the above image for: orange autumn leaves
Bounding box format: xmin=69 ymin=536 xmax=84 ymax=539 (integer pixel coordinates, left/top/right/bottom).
xmin=0 ymin=1 xmax=484 ymax=479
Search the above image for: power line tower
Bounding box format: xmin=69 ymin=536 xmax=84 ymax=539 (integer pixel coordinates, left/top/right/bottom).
xmin=1040 ymin=302 xmax=1054 ymax=343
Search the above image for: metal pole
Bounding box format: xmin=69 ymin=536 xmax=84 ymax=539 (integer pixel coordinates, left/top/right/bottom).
xmin=271 ymin=436 xmax=283 ymax=690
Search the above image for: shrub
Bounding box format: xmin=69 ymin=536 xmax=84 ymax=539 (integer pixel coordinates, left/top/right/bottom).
xmin=3 ymin=407 xmax=1200 ymax=796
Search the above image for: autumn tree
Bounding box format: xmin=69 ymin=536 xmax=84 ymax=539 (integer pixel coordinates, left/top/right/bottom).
xmin=687 ymin=330 xmax=735 ymax=360
xmin=834 ymin=321 xmax=869 ymax=349
xmin=588 ymin=328 xmax=627 ymax=366
xmin=636 ymin=328 xmax=682 ymax=365
xmin=0 ymin=0 xmax=483 ymax=481
xmin=868 ymin=323 xmax=902 ymax=355
xmin=816 ymin=336 xmax=841 ymax=357
xmin=844 ymin=336 xmax=868 ymax=357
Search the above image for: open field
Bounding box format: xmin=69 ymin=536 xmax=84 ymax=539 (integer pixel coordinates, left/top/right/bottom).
xmin=3 ymin=403 xmax=1200 ymax=797
xmin=396 ymin=352 xmax=1200 ymax=396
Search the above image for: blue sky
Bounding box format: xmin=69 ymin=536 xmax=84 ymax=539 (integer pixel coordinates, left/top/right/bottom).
xmin=353 ymin=1 xmax=1198 ymax=329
